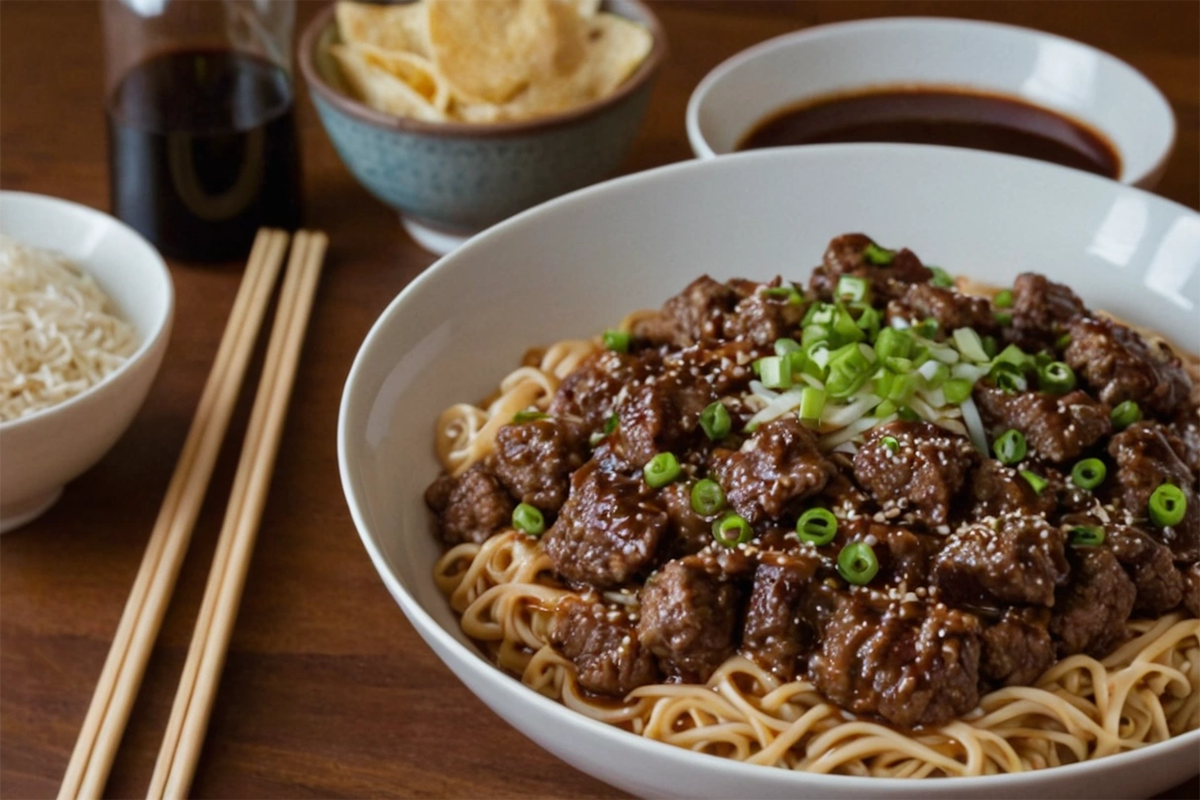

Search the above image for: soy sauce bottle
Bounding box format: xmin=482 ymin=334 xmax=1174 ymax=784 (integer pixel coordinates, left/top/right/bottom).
xmin=103 ymin=0 xmax=301 ymax=263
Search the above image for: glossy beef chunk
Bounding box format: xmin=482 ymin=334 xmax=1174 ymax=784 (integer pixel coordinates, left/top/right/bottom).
xmin=840 ymin=519 xmax=937 ymax=588
xmin=637 ymin=556 xmax=740 ymax=682
xmin=1008 ymin=272 xmax=1087 ymax=348
xmin=424 ymin=462 xmax=514 ymax=546
xmin=660 ymin=275 xmax=739 ymax=345
xmin=886 ymin=282 xmax=995 ymax=334
xmin=1173 ymin=418 xmax=1200 ymax=475
xmin=1050 ymin=548 xmax=1136 ymax=657
xmin=1183 ymin=563 xmax=1200 ymax=618
xmin=721 ymin=282 xmax=806 ymax=346
xmin=1107 ymin=526 xmax=1184 ymax=616
xmin=492 ymin=417 xmax=588 ymax=511
xmin=617 ymin=364 xmax=715 ymax=467
xmin=549 ymin=597 xmax=660 ymax=697
xmin=1108 ymin=422 xmax=1200 ymax=562
xmin=544 ymin=463 xmax=669 ymax=589
xmin=808 ymin=594 xmax=981 ymax=728
xmin=659 ymin=481 xmax=713 ymax=557
xmin=852 ymin=421 xmax=977 ymax=527
xmin=741 ymin=552 xmax=819 ymax=680
xmin=969 ymin=459 xmax=1057 ymax=518
xmin=979 ymin=608 xmax=1055 ymax=687
xmin=974 ymin=386 xmax=1111 ymax=464
xmin=932 ymin=515 xmax=1068 ymax=607
xmin=712 ymin=416 xmax=836 ymax=523
xmin=809 ymin=233 xmax=933 ymax=304
xmin=1064 ymin=316 xmax=1193 ymax=417
xmin=550 ymin=350 xmax=646 ymax=430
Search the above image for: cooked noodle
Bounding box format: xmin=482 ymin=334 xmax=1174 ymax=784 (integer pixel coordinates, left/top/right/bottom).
xmin=431 ymin=336 xmax=1200 ymax=777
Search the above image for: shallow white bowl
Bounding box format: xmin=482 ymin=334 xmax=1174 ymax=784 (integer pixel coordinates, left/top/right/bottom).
xmin=686 ymin=17 xmax=1176 ymax=189
xmin=0 ymin=192 xmax=174 ymax=533
xmin=339 ymin=146 xmax=1199 ymax=798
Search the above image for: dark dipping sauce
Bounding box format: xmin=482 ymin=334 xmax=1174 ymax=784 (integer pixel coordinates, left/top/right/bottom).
xmin=737 ymin=86 xmax=1121 ymax=179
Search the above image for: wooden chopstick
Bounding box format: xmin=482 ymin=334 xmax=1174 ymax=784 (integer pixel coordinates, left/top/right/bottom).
xmin=147 ymin=230 xmax=328 ymax=799
xmin=59 ymin=229 xmax=291 ymax=800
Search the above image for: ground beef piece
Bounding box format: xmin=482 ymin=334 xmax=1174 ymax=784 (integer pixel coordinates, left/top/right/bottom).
xmin=661 ymin=275 xmax=739 ymax=345
xmin=549 ymin=597 xmax=660 ymax=697
xmin=1064 ymin=316 xmax=1193 ymax=417
xmin=1183 ymin=563 xmax=1200 ymax=617
xmin=1108 ymin=422 xmax=1200 ymax=562
xmin=886 ymin=282 xmax=996 ymax=334
xmin=809 ymin=233 xmax=933 ymax=304
xmin=1008 ymin=272 xmax=1087 ymax=348
xmin=974 ymin=385 xmax=1111 ymax=464
xmin=617 ymin=365 xmax=716 ymax=468
xmin=979 ymin=608 xmax=1055 ymax=687
xmin=741 ymin=552 xmax=820 ymax=680
xmin=1107 ymin=525 xmax=1185 ymax=615
xmin=660 ymin=480 xmax=713 ymax=557
xmin=808 ymin=594 xmax=982 ymax=728
xmin=551 ymin=349 xmax=658 ymax=430
xmin=543 ymin=463 xmax=669 ymax=589
xmin=1050 ymin=548 xmax=1136 ymax=657
xmin=932 ymin=515 xmax=1069 ymax=607
xmin=711 ymin=416 xmax=836 ymax=523
xmin=969 ymin=459 xmax=1057 ymax=518
xmin=492 ymin=417 xmax=587 ymax=511
xmin=721 ymin=281 xmax=806 ymax=346
xmin=637 ymin=556 xmax=740 ymax=682
xmin=852 ymin=421 xmax=977 ymax=527
xmin=424 ymin=462 xmax=515 ymax=546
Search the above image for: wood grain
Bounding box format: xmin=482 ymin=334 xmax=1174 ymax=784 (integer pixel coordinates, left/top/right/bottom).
xmin=1 ymin=1 xmax=1197 ymax=797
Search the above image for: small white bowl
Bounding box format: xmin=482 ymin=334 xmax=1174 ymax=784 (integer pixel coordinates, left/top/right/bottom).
xmin=339 ymin=145 xmax=1199 ymax=799
xmin=686 ymin=17 xmax=1175 ymax=188
xmin=0 ymin=192 xmax=174 ymax=533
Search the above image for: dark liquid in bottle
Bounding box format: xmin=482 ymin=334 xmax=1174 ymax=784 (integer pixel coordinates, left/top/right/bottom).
xmin=107 ymin=49 xmax=302 ymax=262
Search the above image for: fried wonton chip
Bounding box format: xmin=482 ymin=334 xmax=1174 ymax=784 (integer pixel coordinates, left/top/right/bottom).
xmin=329 ymin=43 xmax=448 ymax=122
xmin=337 ymin=1 xmax=431 ymax=58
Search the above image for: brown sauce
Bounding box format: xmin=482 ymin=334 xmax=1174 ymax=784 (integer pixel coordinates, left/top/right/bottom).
xmin=737 ymin=86 xmax=1121 ymax=179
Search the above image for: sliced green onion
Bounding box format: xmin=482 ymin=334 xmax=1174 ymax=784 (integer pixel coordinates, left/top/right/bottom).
xmin=1149 ymin=483 xmax=1187 ymax=527
xmin=700 ymin=401 xmax=731 ymax=440
xmin=929 ymin=266 xmax=954 ymax=288
xmin=982 ymin=334 xmax=999 ymax=359
xmin=836 ymin=275 xmax=871 ymax=302
xmin=991 ymin=362 xmax=1027 ymax=394
xmin=757 ymin=355 xmax=792 ymax=390
xmin=994 ymin=344 xmax=1034 ymax=370
xmin=1039 ymin=361 xmax=1077 ymax=394
xmin=774 ymin=338 xmax=801 ymax=356
xmin=804 ymin=302 xmax=834 ymax=326
xmin=837 ymin=542 xmax=879 ymax=585
xmin=943 ymin=378 xmax=974 ymax=405
xmin=644 ymin=452 xmax=682 ymax=488
xmin=880 ymin=435 xmax=899 ymax=453
xmin=1020 ymin=469 xmax=1049 ymax=495
xmin=1111 ymin=400 xmax=1142 ymax=430
xmin=994 ymin=429 xmax=1027 ymax=465
xmin=855 ymin=306 xmax=881 ymax=337
xmin=994 ymin=311 xmax=1013 ymax=327
xmin=763 ymin=285 xmax=803 ymax=304
xmin=832 ymin=305 xmax=866 ymax=344
xmin=603 ymin=329 xmax=631 ymax=353
xmin=512 ymin=409 xmax=548 ymax=423
xmin=690 ymin=479 xmax=726 ymax=516
xmin=826 ymin=345 xmax=873 ymax=398
xmin=993 ymin=289 xmax=1014 ymax=308
xmin=885 ymin=356 xmax=915 ymax=374
xmin=862 ymin=242 xmax=895 ymax=265
xmin=798 ymin=386 xmax=827 ymax=425
xmin=797 ymin=508 xmax=838 ymax=546
xmin=914 ymin=318 xmax=940 ymax=339
xmin=874 ymin=327 xmax=913 ymax=361
xmin=874 ymin=399 xmax=898 ymax=418
xmin=801 ymin=323 xmax=830 ymax=347
xmin=1070 ymin=458 xmax=1107 ymax=490
xmin=953 ymin=327 xmax=989 ymax=362
xmin=712 ymin=513 xmax=753 ymax=547
xmin=1069 ymin=525 xmax=1106 ymax=547
xmin=887 ymin=372 xmax=920 ymax=404
xmin=512 ymin=503 xmax=545 ymax=536
xmin=897 ymin=405 xmax=920 ymax=422
xmin=1055 ymin=333 xmax=1073 ymax=350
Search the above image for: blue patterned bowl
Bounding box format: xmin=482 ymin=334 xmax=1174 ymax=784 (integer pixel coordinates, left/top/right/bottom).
xmin=298 ymin=0 xmax=665 ymax=254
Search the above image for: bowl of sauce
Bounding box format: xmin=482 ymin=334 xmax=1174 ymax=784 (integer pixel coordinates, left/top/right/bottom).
xmin=687 ymin=18 xmax=1174 ymax=188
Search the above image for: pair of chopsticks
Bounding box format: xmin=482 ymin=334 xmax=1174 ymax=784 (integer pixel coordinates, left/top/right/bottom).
xmin=58 ymin=229 xmax=328 ymax=800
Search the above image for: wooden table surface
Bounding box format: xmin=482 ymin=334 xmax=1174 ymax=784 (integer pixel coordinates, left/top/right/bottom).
xmin=2 ymin=1 xmax=1197 ymax=797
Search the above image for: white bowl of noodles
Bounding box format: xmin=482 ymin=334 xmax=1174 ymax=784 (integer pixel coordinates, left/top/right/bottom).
xmin=0 ymin=191 xmax=173 ymax=533
xmin=338 ymin=145 xmax=1199 ymax=798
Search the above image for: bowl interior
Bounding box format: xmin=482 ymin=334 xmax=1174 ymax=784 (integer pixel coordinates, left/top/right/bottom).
xmin=687 ymin=18 xmax=1175 ymax=186
xmin=0 ymin=191 xmax=173 ymax=427
xmin=340 ymin=145 xmax=1200 ymax=797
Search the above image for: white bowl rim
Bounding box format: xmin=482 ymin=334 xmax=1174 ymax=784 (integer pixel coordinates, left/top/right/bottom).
xmin=684 ymin=15 xmax=1177 ymax=187
xmin=338 ymin=143 xmax=1200 ymax=791
xmin=0 ymin=190 xmax=175 ymax=430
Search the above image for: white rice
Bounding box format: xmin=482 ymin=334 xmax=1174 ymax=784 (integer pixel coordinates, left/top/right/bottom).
xmin=0 ymin=235 xmax=138 ymax=422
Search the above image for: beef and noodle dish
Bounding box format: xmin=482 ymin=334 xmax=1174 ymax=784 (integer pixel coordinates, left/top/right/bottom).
xmin=425 ymin=233 xmax=1199 ymax=776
